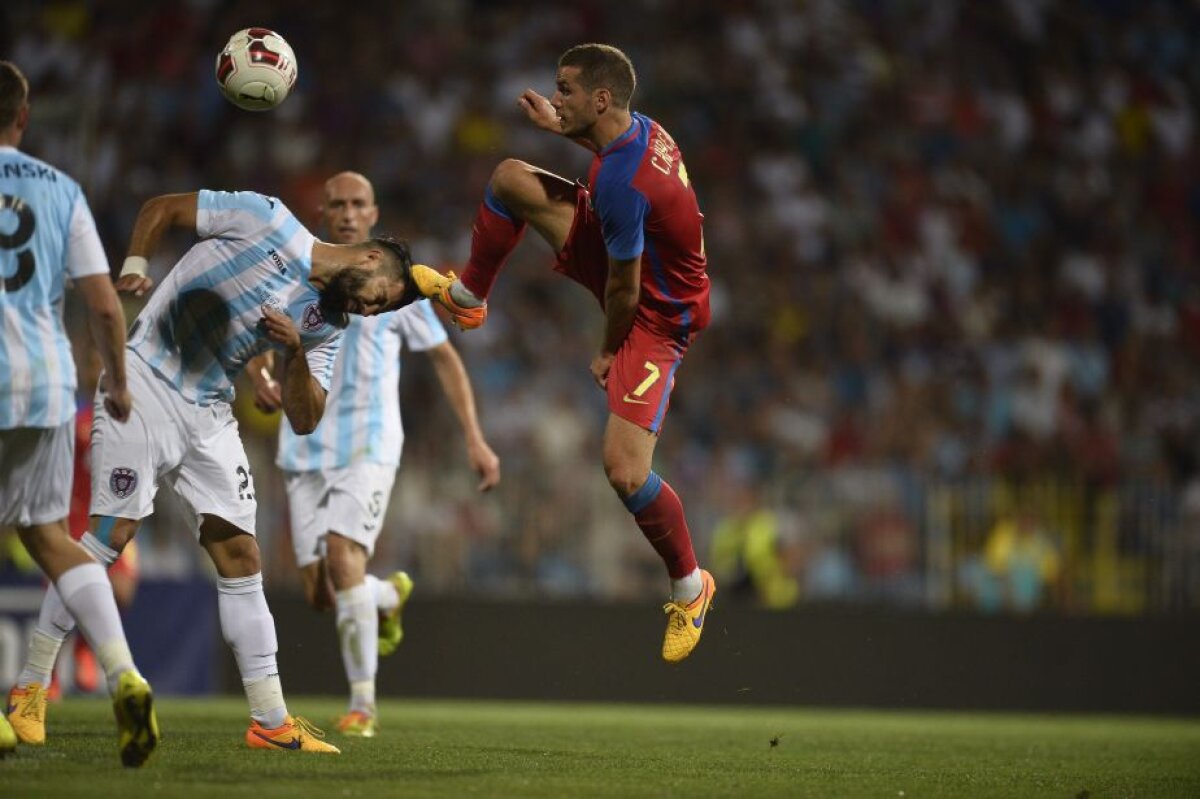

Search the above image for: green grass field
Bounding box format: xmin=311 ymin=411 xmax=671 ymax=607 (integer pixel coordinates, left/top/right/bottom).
xmin=3 ymin=697 xmax=1198 ymax=798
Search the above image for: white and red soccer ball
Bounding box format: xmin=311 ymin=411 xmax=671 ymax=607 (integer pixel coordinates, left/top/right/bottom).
xmin=215 ymin=28 xmax=298 ymax=111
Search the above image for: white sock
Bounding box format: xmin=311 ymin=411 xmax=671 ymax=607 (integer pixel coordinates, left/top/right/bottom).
xmin=17 ymin=629 xmax=64 ymax=689
xmin=670 ymin=568 xmax=703 ymax=604
xmin=18 ymin=535 xmax=122 ymax=687
xmin=245 ymin=675 xmax=287 ymax=729
xmin=335 ymin=581 xmax=378 ymax=714
xmin=217 ymin=574 xmax=287 ymax=726
xmin=365 ymin=574 xmax=399 ymax=612
xmin=55 ymin=562 xmax=134 ymax=694
xmin=449 ymin=281 xmax=483 ymax=307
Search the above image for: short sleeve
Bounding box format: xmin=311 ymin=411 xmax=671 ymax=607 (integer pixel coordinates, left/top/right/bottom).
xmin=304 ymin=330 xmax=343 ymax=392
xmin=66 ymin=194 xmax=110 ymax=279
xmin=395 ymin=300 xmax=448 ymax=352
xmin=196 ymin=190 xmax=278 ymax=241
xmin=593 ymin=178 xmax=649 ymax=261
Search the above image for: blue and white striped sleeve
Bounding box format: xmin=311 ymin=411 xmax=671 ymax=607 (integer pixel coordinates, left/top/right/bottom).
xmin=304 ymin=330 xmax=343 ymax=392
xmin=196 ymin=190 xmax=279 ymax=241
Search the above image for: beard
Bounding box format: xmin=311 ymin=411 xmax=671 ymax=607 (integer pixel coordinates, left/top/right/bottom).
xmin=318 ymin=267 xmax=370 ymax=329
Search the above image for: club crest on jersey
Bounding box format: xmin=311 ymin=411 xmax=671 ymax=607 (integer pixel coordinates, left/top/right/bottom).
xmin=110 ymin=467 xmax=138 ymax=499
xmin=301 ymin=303 xmax=325 ymax=331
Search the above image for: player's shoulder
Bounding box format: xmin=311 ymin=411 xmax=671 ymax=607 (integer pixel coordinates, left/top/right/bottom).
xmin=0 ymin=147 xmax=82 ymax=195
xmin=199 ymin=189 xmax=287 ymax=220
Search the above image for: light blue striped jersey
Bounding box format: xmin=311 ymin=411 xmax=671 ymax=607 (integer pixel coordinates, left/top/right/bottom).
xmin=126 ymin=190 xmax=343 ymax=406
xmin=0 ymin=146 xmax=110 ymax=429
xmin=276 ymin=299 xmax=447 ymax=471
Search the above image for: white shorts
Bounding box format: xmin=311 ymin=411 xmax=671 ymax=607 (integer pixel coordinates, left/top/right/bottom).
xmin=283 ymin=462 xmax=396 ymax=567
xmin=90 ymin=356 xmax=258 ymax=536
xmin=0 ymin=422 xmax=73 ymax=528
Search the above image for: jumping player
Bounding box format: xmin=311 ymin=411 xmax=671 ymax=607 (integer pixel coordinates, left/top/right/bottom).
xmin=412 ymin=43 xmax=715 ymax=662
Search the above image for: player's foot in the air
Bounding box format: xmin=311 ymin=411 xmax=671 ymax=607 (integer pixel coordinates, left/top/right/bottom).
xmin=661 ymin=569 xmax=717 ymax=663
xmin=378 ymin=571 xmax=414 ymax=657
xmin=409 ymin=265 xmax=487 ymax=330
xmin=334 ymin=710 xmax=377 ymax=738
xmin=0 ymin=714 xmax=17 ymax=757
xmin=113 ymin=671 xmax=160 ymax=767
xmin=6 ymin=683 xmax=48 ymax=745
xmin=246 ymin=715 xmax=340 ymax=753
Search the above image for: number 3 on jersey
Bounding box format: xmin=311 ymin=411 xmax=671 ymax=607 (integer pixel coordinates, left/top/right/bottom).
xmin=0 ymin=194 xmax=36 ymax=291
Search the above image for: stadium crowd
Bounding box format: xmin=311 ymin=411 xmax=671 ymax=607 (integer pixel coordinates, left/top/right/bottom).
xmin=2 ymin=0 xmax=1198 ymax=612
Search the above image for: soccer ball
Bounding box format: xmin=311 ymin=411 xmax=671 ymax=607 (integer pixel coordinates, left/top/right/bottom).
xmin=215 ymin=28 xmax=298 ymax=111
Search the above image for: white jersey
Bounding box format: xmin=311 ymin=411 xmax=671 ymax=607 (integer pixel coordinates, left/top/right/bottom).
xmin=276 ymin=299 xmax=447 ymax=471
xmin=126 ymin=190 xmax=343 ymax=405
xmin=0 ymin=146 xmax=110 ymax=429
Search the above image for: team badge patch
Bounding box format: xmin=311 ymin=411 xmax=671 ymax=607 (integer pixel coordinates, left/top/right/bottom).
xmin=302 ymin=303 xmax=325 ymax=331
xmin=110 ymin=467 xmax=138 ymax=499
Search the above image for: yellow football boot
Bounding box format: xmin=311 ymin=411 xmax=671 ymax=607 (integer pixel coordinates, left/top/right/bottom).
xmin=334 ymin=710 xmax=377 ymax=738
xmin=0 ymin=714 xmax=17 ymax=757
xmin=6 ymin=683 xmax=48 ymax=745
xmin=661 ymin=569 xmax=717 ymax=663
xmin=378 ymin=571 xmax=414 ymax=657
xmin=113 ymin=671 xmax=160 ymax=768
xmin=246 ymin=715 xmax=340 ymax=753
xmin=409 ymin=265 xmax=487 ymax=330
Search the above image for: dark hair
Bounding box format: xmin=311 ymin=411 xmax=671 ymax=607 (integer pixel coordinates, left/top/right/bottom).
xmin=364 ymin=235 xmax=422 ymax=307
xmin=0 ymin=61 xmax=29 ymax=129
xmin=558 ymin=44 xmax=636 ymax=109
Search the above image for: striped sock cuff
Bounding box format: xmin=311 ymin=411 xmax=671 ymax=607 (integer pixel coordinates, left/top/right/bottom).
xmin=623 ymin=471 xmax=664 ymax=514
xmin=80 ymin=531 xmax=120 ymax=566
xmin=217 ymin=573 xmax=264 ymax=596
xmin=483 ymin=185 xmax=516 ymax=221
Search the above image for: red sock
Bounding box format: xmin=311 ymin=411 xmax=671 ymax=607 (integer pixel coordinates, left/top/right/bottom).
xmin=623 ymin=472 xmax=698 ymax=579
xmin=460 ymin=186 xmax=527 ymax=300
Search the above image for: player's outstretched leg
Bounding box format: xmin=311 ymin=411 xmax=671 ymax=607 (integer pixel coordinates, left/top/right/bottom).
xmin=113 ymin=670 xmax=160 ymax=768
xmin=410 ymin=266 xmax=488 ymax=330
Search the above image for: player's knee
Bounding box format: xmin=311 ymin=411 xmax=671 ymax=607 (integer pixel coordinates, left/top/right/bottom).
xmin=491 ymin=159 xmax=533 ymax=202
xmin=604 ymin=462 xmax=649 ymax=500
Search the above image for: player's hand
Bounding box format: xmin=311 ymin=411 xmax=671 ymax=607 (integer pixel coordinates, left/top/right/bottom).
xmin=260 ymin=307 xmax=302 ymax=353
xmin=467 ymin=436 xmax=501 ymax=492
xmin=518 ymin=89 xmax=561 ymax=133
xmin=114 ymin=274 xmax=154 ymax=297
xmin=590 ymin=352 xmax=615 ymax=390
xmin=101 ymin=378 xmax=133 ymax=423
xmin=252 ymin=374 xmax=282 ymax=413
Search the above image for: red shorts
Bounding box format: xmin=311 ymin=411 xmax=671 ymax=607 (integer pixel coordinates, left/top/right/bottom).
xmin=606 ymin=321 xmax=690 ymax=433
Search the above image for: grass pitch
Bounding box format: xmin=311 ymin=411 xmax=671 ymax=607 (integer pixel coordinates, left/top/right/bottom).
xmin=2 ymin=697 xmax=1198 ymax=798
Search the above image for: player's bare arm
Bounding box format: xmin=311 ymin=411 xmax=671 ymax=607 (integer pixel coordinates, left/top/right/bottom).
xmin=592 ymin=255 xmax=642 ymax=389
xmin=75 ymin=274 xmax=132 ymax=422
xmin=427 ymin=341 xmax=501 ymax=492
xmin=246 ymin=351 xmax=283 ymax=413
xmin=261 ymin=307 xmax=326 ymax=433
xmin=115 ymin=192 xmax=200 ymax=296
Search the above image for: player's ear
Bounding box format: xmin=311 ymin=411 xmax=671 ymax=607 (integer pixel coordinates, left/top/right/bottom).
xmin=594 ymin=88 xmax=611 ymax=114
